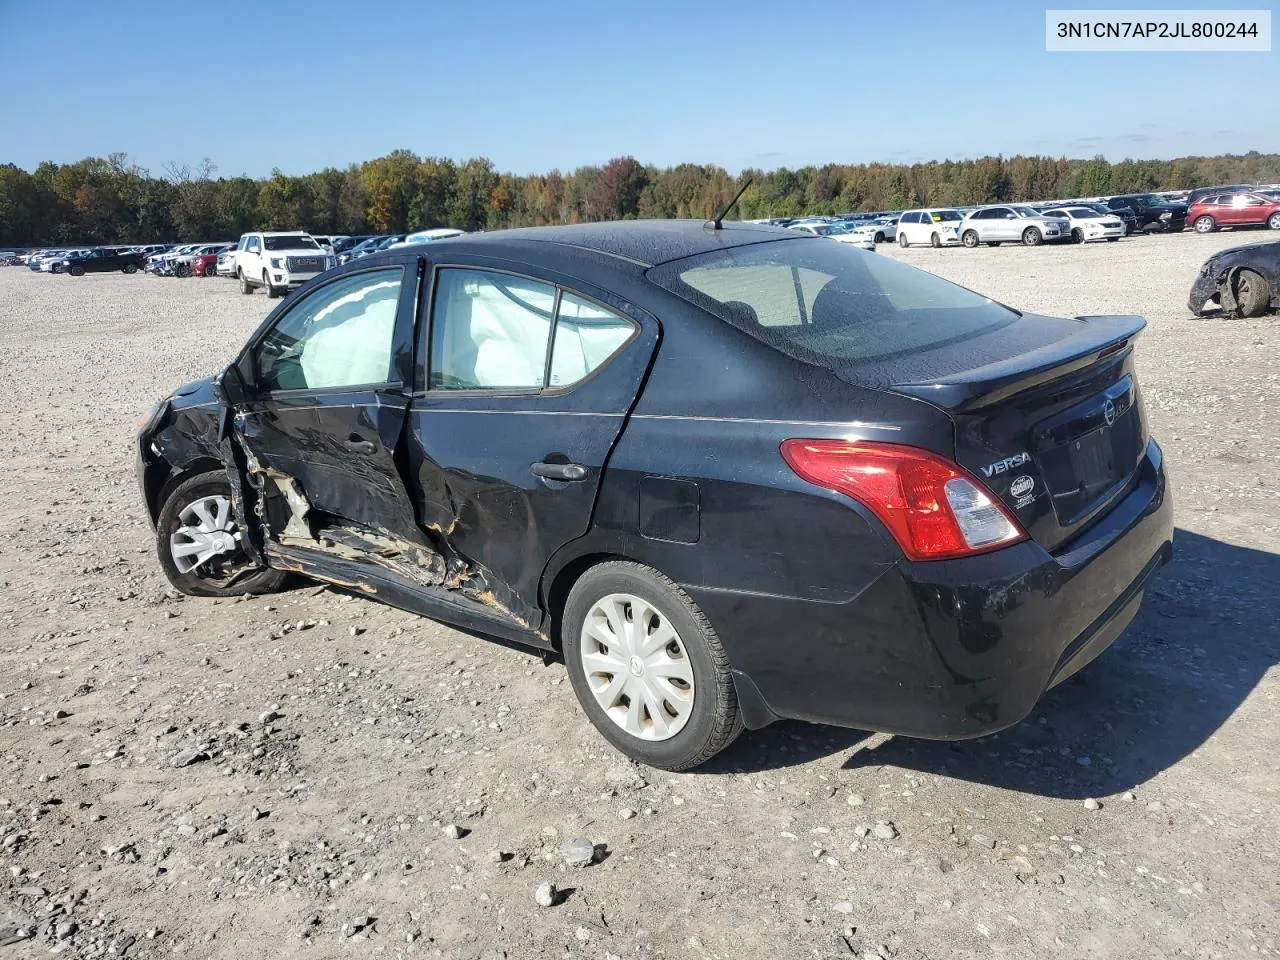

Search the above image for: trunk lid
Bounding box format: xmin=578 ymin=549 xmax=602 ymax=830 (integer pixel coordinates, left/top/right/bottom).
xmin=843 ymin=313 xmax=1149 ymax=552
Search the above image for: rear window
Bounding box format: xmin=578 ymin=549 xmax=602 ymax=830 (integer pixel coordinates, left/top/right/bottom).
xmin=648 ymin=238 xmax=1016 ymax=365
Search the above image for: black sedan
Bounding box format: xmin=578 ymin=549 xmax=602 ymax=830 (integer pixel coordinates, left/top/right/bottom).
xmin=1189 ymin=240 xmax=1279 ymax=318
xmin=136 ymin=221 xmax=1173 ymax=770
xmin=62 ymin=247 xmax=146 ymax=276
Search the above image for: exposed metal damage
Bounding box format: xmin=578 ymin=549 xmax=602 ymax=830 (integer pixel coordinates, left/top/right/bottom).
xmin=240 ymin=449 xmax=541 ymax=634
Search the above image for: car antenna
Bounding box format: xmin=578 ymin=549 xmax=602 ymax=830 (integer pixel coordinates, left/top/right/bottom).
xmin=708 ymin=178 xmax=753 ymax=230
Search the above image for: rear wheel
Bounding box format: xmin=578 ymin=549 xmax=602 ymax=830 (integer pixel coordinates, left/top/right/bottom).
xmin=156 ymin=471 xmax=288 ymax=598
xmin=563 ymin=561 xmax=741 ymax=771
xmin=1236 ymin=269 xmax=1272 ymax=319
xmin=961 ymin=230 xmax=979 ymax=248
xmin=898 ymin=233 xmax=909 ymax=248
xmin=1022 ymin=227 xmax=1043 ymax=246
xmin=238 ymin=269 xmax=254 ymax=294
xmin=1194 ymin=215 xmax=1217 ymax=233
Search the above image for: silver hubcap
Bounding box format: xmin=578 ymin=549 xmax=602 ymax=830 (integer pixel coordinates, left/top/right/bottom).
xmin=170 ymin=495 xmax=241 ymax=574
xmin=579 ymin=593 xmax=694 ymax=741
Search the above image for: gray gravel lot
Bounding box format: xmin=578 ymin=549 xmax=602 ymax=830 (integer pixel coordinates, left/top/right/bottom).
xmin=0 ymin=231 xmax=1277 ymax=959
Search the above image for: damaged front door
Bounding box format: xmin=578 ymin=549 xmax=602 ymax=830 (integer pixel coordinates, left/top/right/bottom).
xmin=230 ymin=258 xmax=442 ymax=592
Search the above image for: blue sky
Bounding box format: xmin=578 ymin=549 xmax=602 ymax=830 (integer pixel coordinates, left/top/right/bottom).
xmin=0 ymin=0 xmax=1274 ymax=177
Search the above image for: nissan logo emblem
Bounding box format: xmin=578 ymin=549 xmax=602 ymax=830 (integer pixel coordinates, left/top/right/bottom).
xmin=1103 ymin=399 xmax=1117 ymax=426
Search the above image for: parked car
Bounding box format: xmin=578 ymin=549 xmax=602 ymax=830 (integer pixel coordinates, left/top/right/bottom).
xmin=1188 ymin=240 xmax=1279 ymax=318
xmin=1184 ymin=185 xmax=1256 ymax=207
xmin=1039 ymin=206 xmax=1125 ymax=243
xmin=896 ymin=209 xmax=964 ymax=247
xmin=1187 ymin=193 xmax=1280 ymax=233
xmin=234 ymin=231 xmax=333 ymax=297
xmin=1103 ymin=194 xmax=1187 ymax=233
xmin=389 ymin=228 xmax=467 ymax=248
xmin=956 ymin=206 xmax=1068 ymax=247
xmin=216 ymin=248 xmax=238 ymax=278
xmin=338 ymin=235 xmax=390 ymax=264
xmin=135 ymin=220 xmax=1172 ymax=771
xmin=786 ymin=221 xmax=875 ymax=251
xmin=45 ymin=249 xmax=90 ymax=273
xmin=147 ymin=244 xmax=201 ymax=274
xmin=189 ymin=244 xmax=235 ymax=277
xmin=60 ymin=247 xmax=148 ymax=275
xmin=26 ymin=250 xmax=64 ymax=270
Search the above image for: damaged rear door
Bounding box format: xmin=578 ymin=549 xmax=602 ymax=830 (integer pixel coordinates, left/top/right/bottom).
xmin=408 ymin=263 xmax=658 ymax=637
xmin=229 ymin=256 xmax=443 ymax=591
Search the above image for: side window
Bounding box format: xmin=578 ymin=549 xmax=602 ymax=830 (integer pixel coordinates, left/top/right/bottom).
xmin=254 ymin=267 xmax=403 ymax=392
xmin=549 ymin=293 xmax=636 ymax=387
xmin=247 ymin=236 xmax=260 ymax=253
xmin=901 ymin=212 xmax=918 ymax=224
xmin=430 ymin=269 xmax=556 ymax=390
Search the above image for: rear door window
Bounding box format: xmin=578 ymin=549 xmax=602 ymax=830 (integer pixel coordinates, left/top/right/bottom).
xmin=649 ymin=238 xmax=1016 ymax=365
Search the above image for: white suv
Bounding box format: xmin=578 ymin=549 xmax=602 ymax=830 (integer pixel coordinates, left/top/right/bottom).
xmin=234 ymin=231 xmax=334 ymax=298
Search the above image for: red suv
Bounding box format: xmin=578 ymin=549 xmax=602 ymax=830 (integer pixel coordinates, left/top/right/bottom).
xmin=1188 ymin=192 xmax=1280 ymax=233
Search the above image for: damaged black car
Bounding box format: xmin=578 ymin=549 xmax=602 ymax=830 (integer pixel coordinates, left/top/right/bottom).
xmin=1188 ymin=240 xmax=1280 ymax=318
xmin=137 ymin=220 xmax=1173 ymax=770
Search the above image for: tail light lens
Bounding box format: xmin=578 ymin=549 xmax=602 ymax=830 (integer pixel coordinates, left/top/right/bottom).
xmin=779 ymin=439 xmax=1026 ymax=561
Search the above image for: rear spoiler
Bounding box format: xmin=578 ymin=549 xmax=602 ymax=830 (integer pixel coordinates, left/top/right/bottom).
xmin=890 ymin=314 xmax=1146 ymax=412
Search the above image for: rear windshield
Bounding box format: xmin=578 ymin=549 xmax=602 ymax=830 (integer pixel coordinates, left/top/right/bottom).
xmin=648 ymin=238 xmax=1016 ymax=365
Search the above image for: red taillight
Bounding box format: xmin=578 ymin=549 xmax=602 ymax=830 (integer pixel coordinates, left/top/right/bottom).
xmin=779 ymin=439 xmax=1027 ymax=561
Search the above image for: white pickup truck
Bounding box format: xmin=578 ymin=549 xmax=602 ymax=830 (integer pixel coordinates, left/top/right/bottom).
xmin=234 ymin=231 xmax=334 ymax=298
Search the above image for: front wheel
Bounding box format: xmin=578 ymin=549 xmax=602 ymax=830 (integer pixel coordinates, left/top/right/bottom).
xmin=203 ymin=263 xmax=217 ymax=277
xmin=563 ymin=561 xmax=742 ymax=771
xmin=122 ymin=263 xmax=138 ymax=274
xmin=69 ymin=264 xmax=85 ymax=277
xmin=1194 ymin=215 xmax=1217 ymax=234
xmin=1236 ymin=269 xmax=1272 ymax=319
xmin=1268 ymin=212 xmax=1280 ymax=231
xmin=1022 ymin=227 xmax=1043 ymax=247
xmin=1071 ymin=228 xmax=1084 ymax=244
xmin=238 ymin=269 xmax=254 ymax=294
xmin=930 ymin=232 xmax=941 ymax=248
xmin=873 ymin=232 xmax=884 ymax=243
xmin=961 ymin=230 xmax=979 ymax=248
xmin=156 ymin=471 xmax=288 ymax=598
xmin=264 ymin=271 xmax=281 ymax=299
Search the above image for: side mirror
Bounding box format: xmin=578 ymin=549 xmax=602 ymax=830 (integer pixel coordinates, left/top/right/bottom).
xmin=213 ymin=354 xmax=254 ymax=407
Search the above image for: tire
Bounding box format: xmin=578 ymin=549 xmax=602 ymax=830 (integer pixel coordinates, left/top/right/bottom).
xmin=961 ymin=230 xmax=979 ymax=248
xmin=898 ymin=233 xmax=909 ymax=248
xmin=69 ymin=264 xmax=85 ymax=277
xmin=203 ymin=263 xmax=217 ymax=277
xmin=1268 ymin=212 xmax=1280 ymax=231
xmin=930 ymin=232 xmax=941 ymax=248
xmin=156 ymin=470 xmax=288 ymax=598
xmin=122 ymin=263 xmax=138 ymax=274
xmin=264 ymin=271 xmax=281 ymax=299
xmin=1071 ymin=228 xmax=1084 ymax=244
xmin=238 ymin=269 xmax=254 ymax=294
xmin=1022 ymin=227 xmax=1043 ymax=247
xmin=562 ymin=561 xmax=742 ymax=771
xmin=1236 ymin=269 xmax=1272 ymax=319
xmin=874 ymin=232 xmax=884 ymax=243
xmin=1194 ymin=215 xmax=1216 ymax=234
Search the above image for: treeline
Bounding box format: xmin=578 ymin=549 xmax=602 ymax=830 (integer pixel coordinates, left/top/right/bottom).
xmin=3 ymin=150 xmax=1280 ymax=246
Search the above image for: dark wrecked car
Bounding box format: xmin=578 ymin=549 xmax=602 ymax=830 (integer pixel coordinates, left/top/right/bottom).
xmin=136 ymin=220 xmax=1173 ymax=771
xmin=1188 ymin=240 xmax=1280 ymax=318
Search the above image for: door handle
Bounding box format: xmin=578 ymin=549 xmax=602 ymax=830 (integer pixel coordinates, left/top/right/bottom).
xmin=531 ymin=461 xmax=588 ymax=482
xmin=344 ymin=436 xmax=377 ymax=455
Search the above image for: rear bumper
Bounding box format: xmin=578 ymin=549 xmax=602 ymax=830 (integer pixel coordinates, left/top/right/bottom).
xmin=693 ymin=438 xmax=1173 ymax=738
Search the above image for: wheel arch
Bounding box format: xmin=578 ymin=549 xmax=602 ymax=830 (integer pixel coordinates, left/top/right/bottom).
xmin=148 ymin=457 xmax=225 ymax=525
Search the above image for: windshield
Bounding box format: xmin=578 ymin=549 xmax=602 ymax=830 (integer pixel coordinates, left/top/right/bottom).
xmin=928 ymin=210 xmax=963 ymax=222
xmin=264 ymin=235 xmax=320 ymax=251
xmin=648 ymin=238 xmax=1016 ymax=365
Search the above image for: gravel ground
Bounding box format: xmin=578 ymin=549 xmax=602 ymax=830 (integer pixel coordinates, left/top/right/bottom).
xmin=0 ymin=231 xmax=1277 ymax=960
